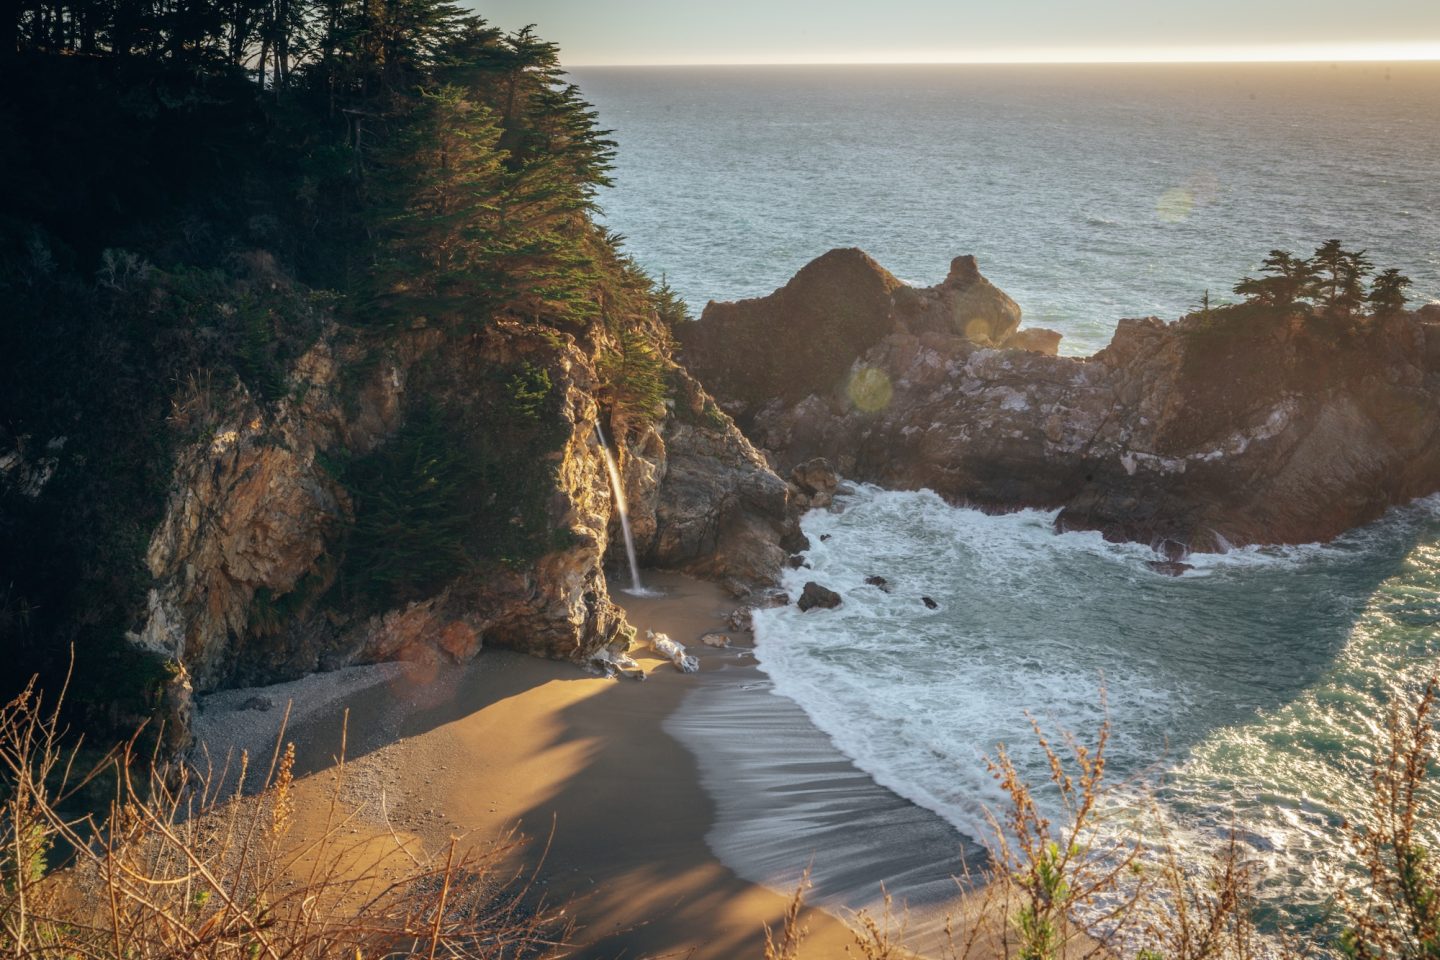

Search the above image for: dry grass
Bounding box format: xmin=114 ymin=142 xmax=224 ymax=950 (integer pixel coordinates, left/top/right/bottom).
xmin=767 ymin=679 xmax=1440 ymax=960
xmin=0 ymin=677 xmax=569 ymax=959
xmin=1336 ymin=678 xmax=1440 ymax=960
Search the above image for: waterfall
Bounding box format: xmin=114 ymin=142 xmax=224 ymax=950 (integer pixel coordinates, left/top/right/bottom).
xmin=594 ymin=421 xmax=645 ymax=594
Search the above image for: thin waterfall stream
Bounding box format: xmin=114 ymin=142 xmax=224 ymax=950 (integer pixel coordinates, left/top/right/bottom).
xmin=594 ymin=421 xmax=647 ymax=595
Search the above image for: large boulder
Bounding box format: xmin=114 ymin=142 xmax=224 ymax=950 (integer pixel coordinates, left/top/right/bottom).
xmin=677 ymin=249 xmax=903 ymax=419
xmin=798 ymin=582 xmax=842 ymax=611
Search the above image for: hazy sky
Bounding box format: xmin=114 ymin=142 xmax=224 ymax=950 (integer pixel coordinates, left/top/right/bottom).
xmin=472 ymin=1 xmax=1440 ymax=65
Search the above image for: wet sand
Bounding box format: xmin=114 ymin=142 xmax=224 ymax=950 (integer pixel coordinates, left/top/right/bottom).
xmin=195 ymin=572 xmax=877 ymax=958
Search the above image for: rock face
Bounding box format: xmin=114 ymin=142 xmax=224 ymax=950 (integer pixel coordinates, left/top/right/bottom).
xmin=624 ymin=367 xmax=798 ymax=585
xmin=681 ymin=249 xmax=1440 ymax=553
xmin=126 ymin=315 xmax=796 ymax=733
xmin=679 ymin=249 xmax=1045 ymax=432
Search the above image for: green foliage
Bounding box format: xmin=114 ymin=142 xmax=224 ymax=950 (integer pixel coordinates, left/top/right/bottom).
xmin=1230 ymin=241 xmax=1413 ymax=324
xmin=505 ymin=362 xmax=554 ymax=423
xmin=1 ymin=5 xmax=641 ymax=733
xmin=653 ymin=273 xmax=693 ymax=327
xmin=598 ymin=329 xmax=670 ymax=425
xmin=1014 ymin=840 xmax=1071 ymax=959
xmin=335 ymin=404 xmax=477 ymax=608
xmin=1233 ymin=249 xmax=1317 ymax=313
xmin=1 ymin=823 xmax=51 ymax=896
xmin=1369 ymin=268 xmax=1414 ymax=318
xmin=1311 ymin=238 xmax=1373 ymax=315
xmin=368 ymin=84 xmax=509 ymax=325
xmin=469 ymin=362 xmax=577 ymax=566
xmin=332 ymin=362 xmax=572 ymax=610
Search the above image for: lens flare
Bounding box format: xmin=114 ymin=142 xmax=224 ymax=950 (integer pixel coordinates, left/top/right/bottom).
xmin=848 ymin=367 xmax=893 ymax=412
xmin=1157 ymin=188 xmax=1195 ymax=223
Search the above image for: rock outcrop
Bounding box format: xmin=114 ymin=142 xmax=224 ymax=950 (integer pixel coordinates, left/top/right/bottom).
xmin=680 ymin=249 xmax=1440 ymax=553
xmin=124 ymin=314 xmax=796 ymax=737
xmin=624 ymin=367 xmax=798 ymax=585
xmin=798 ymin=582 xmax=842 ymax=611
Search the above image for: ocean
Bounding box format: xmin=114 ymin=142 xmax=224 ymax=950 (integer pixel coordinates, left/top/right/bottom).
xmin=571 ymin=63 xmax=1440 ymax=930
xmin=572 ymin=62 xmax=1440 ymax=355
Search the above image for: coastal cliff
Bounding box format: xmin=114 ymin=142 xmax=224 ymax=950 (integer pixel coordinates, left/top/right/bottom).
xmin=0 ymin=46 xmax=795 ymax=745
xmin=680 ymin=248 xmax=1440 ymax=554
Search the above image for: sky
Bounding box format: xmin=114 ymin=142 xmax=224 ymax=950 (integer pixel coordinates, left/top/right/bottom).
xmin=471 ymin=0 xmax=1440 ymax=65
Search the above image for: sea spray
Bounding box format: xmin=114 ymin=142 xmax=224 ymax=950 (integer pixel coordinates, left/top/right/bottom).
xmin=594 ymin=421 xmax=649 ymax=595
xmin=751 ymin=484 xmax=1440 ymax=921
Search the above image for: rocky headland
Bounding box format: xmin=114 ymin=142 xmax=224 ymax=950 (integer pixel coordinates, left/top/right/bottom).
xmin=679 ymin=247 xmax=1440 ymax=556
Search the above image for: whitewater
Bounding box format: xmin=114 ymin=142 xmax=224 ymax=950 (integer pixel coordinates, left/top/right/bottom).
xmin=574 ymin=62 xmax=1440 ymax=927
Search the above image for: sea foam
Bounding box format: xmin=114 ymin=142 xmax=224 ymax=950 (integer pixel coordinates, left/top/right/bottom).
xmin=752 ymin=485 xmax=1440 ymax=919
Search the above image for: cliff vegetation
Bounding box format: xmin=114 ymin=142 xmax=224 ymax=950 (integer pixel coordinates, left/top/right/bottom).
xmin=0 ymin=1 xmax=796 ymax=744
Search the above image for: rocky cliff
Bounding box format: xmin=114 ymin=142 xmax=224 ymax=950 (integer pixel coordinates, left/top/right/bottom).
xmin=680 ymin=249 xmax=1440 ymax=555
xmin=0 ymin=291 xmax=796 ymax=748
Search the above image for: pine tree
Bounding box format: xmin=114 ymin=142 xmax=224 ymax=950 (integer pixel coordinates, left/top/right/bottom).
xmin=654 ymin=273 xmax=692 ymax=327
xmin=1233 ymin=250 xmax=1316 ymax=313
xmin=369 ymin=83 xmax=508 ymax=322
xmin=1368 ymin=268 xmax=1412 ymax=318
xmin=1310 ymin=239 xmax=1372 ymax=316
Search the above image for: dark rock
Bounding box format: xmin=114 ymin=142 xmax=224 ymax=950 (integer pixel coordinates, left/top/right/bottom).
xmin=819 ymin=534 xmax=832 ymax=542
xmin=759 ymin=591 xmax=792 ymax=608
xmin=684 ymin=247 xmax=1440 ymax=553
xmin=644 ymin=366 xmax=794 ymax=587
xmin=798 ymin=582 xmax=842 ymax=611
xmin=786 ymin=554 xmax=809 ymax=569
xmin=676 ymin=248 xmax=905 ymax=419
xmin=1146 ymin=560 xmax=1194 ymax=576
xmin=726 ymin=607 xmax=754 ymax=632
xmin=864 ymin=575 xmax=893 ymax=592
xmin=921 ymin=596 xmax=939 ymax=609
xmin=1155 ymin=539 xmax=1189 ymax=562
xmin=779 ymin=524 xmax=811 ymax=554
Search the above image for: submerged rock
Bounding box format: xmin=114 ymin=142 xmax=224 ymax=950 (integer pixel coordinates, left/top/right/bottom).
xmin=864 ymin=575 xmax=893 ymax=592
xmin=1147 ymin=560 xmax=1195 ymax=577
xmin=798 ymin=582 xmax=842 ymax=611
xmin=683 ymin=247 xmax=1440 ymax=553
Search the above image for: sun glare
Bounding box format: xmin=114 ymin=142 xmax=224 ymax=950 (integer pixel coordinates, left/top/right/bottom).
xmin=577 ymin=41 xmax=1440 ymax=67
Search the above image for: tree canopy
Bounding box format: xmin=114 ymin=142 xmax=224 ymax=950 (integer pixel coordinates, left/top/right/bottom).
xmin=1232 ymin=240 xmax=1411 ymax=320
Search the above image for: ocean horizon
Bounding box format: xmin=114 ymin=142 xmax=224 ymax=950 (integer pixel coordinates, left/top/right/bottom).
xmin=574 ymin=61 xmax=1440 ymax=354
xmin=575 ymin=60 xmax=1440 ymax=929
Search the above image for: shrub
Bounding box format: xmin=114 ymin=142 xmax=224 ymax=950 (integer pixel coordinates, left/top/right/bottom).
xmin=0 ymin=679 xmax=569 ymax=959
xmin=597 ymin=329 xmax=669 ymax=427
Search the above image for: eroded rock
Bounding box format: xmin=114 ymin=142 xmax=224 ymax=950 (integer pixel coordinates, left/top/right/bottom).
xmin=683 ymin=248 xmax=1440 ymax=553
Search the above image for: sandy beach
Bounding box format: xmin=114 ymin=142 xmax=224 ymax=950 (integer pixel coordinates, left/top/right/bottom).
xmin=192 ymin=571 xmax=975 ymax=958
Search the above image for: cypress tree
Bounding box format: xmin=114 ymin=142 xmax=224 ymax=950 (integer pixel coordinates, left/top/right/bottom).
xmin=1233 ymin=250 xmax=1316 ymax=313
xmin=1368 ymin=268 xmax=1412 ymax=318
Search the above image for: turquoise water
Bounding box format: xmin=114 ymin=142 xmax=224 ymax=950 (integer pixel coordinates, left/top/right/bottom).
xmin=753 ymin=488 xmax=1440 ymax=919
xmin=572 ymin=62 xmax=1440 ymax=355
xmin=572 ymin=63 xmax=1440 ymax=925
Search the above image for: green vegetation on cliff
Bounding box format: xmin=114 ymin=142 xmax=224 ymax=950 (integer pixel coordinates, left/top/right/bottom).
xmin=0 ymin=3 xmax=682 ymax=728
